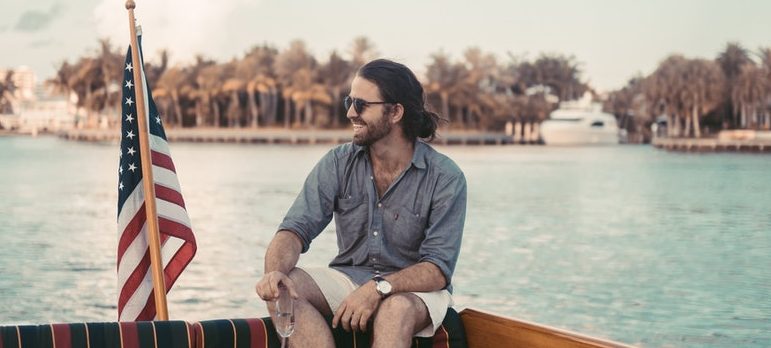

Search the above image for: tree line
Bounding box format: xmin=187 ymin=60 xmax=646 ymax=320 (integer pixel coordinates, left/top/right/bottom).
xmin=44 ymin=37 xmax=587 ymax=137
xmin=42 ymin=38 xmax=771 ymax=141
xmin=606 ymin=43 xmax=771 ymax=141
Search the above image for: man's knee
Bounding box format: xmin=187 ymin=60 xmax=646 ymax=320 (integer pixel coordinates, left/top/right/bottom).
xmin=286 ymin=268 xmax=332 ymax=316
xmin=378 ymin=293 xmax=425 ymax=320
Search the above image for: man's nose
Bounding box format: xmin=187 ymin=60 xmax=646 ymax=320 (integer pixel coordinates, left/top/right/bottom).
xmin=346 ymin=104 xmax=357 ymax=118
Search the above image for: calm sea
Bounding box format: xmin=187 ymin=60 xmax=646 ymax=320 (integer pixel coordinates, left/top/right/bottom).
xmin=0 ymin=135 xmax=769 ymax=347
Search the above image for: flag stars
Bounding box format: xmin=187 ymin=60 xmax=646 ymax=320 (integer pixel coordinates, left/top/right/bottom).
xmin=125 ymin=114 xmax=134 ymax=123
xmin=125 ymin=97 xmax=134 ymax=106
xmin=127 ymin=147 xmax=136 ymax=156
xmin=125 ymin=79 xmax=133 ymax=89
xmin=125 ymin=63 xmax=133 ymax=72
xmin=119 ymin=181 xmax=124 ymax=191
xmin=126 ymin=130 xmax=135 ymax=139
xmin=156 ymin=116 xmax=161 ymax=124
xmin=128 ymin=163 xmax=137 ymax=172
xmin=119 ymin=166 xmax=123 ymax=175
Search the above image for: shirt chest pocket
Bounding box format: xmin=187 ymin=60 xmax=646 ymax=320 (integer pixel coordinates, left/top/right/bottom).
xmin=333 ymin=195 xmax=369 ymax=251
xmin=382 ymin=205 xmax=425 ymax=257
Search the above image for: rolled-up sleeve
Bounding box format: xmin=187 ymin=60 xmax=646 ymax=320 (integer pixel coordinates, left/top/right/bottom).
xmin=278 ymin=149 xmax=338 ymax=253
xmin=419 ymin=172 xmax=467 ymax=287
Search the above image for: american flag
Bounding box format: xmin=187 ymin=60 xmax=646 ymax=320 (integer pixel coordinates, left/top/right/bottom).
xmin=117 ymin=35 xmax=196 ymax=321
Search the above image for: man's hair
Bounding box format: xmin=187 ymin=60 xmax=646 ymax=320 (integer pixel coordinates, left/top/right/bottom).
xmin=357 ymin=59 xmax=441 ymax=142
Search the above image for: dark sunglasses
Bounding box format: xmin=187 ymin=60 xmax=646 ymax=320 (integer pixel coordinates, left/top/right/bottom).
xmin=344 ymin=95 xmax=390 ymax=115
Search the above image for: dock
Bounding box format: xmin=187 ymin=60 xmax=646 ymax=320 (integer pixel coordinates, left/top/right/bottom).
xmin=652 ymin=131 xmax=771 ymax=153
xmin=58 ymin=128 xmax=522 ymax=145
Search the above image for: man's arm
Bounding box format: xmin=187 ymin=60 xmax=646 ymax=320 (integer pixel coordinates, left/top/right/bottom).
xmin=255 ymin=230 xmax=303 ymax=300
xmin=380 ymin=261 xmax=446 ymax=292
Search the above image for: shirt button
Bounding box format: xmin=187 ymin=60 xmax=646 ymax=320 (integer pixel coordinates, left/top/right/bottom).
xmin=377 ymin=203 xmax=382 ymax=208
xmin=370 ymin=176 xmax=374 ymax=180
xmin=373 ymin=231 xmax=378 ymax=236
xmin=371 ymin=257 xmax=376 ymax=262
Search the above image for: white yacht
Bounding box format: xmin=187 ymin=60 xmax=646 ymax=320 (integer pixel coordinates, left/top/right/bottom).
xmin=540 ymin=94 xmax=621 ymax=145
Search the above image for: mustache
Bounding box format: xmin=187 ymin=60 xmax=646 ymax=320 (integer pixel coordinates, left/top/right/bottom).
xmin=350 ymin=118 xmax=367 ymax=126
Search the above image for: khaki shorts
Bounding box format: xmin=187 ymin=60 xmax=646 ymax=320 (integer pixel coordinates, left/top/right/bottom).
xmin=301 ymin=267 xmax=453 ymax=337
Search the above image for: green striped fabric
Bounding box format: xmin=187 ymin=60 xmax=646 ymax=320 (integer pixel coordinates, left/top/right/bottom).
xmin=0 ymin=308 xmax=466 ymax=348
xmin=0 ymin=321 xmax=192 ymax=348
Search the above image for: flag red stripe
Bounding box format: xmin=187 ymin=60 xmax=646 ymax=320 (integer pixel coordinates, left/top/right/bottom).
xmin=131 ymin=240 xmax=195 ymax=321
xmin=118 ymin=204 xmax=146 ymax=263
xmin=151 ymin=150 xmax=176 ymax=173
xmin=118 ymin=250 xmax=151 ymax=314
xmin=159 ymin=218 xmax=194 ymax=241
xmin=155 ymin=184 xmax=186 ymax=209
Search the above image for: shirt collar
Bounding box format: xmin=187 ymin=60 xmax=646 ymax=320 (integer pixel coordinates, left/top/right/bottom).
xmin=354 ymin=140 xmax=428 ymax=170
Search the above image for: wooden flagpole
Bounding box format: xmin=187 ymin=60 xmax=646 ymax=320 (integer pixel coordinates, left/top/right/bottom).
xmin=125 ymin=0 xmax=169 ymax=321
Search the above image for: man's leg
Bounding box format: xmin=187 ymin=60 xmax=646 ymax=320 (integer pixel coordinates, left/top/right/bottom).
xmin=266 ymin=268 xmax=335 ymax=348
xmin=371 ymin=293 xmax=432 ymax=348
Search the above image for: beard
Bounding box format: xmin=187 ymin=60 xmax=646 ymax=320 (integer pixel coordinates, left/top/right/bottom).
xmin=352 ymin=112 xmax=392 ymax=146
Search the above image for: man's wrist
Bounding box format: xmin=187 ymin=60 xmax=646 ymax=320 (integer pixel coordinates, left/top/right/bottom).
xmin=372 ymin=275 xmax=393 ymax=298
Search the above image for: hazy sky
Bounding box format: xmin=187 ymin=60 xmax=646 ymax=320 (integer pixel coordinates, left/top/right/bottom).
xmin=1 ymin=0 xmax=769 ymax=92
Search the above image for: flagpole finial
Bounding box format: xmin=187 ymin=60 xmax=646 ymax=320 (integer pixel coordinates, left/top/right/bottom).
xmin=126 ymin=0 xmax=136 ymax=10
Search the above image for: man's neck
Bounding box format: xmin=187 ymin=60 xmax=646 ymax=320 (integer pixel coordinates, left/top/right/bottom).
xmin=368 ymin=133 xmax=414 ymax=173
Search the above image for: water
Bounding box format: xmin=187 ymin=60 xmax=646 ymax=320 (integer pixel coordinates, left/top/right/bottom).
xmin=0 ymin=136 xmax=769 ymax=347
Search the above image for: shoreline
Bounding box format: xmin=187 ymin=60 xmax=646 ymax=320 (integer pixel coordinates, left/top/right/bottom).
xmin=56 ymin=127 xmax=526 ymax=146
xmin=652 ymin=133 xmax=771 ymax=153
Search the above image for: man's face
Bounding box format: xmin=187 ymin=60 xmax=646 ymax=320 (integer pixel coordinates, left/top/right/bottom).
xmin=346 ymin=76 xmax=392 ymax=146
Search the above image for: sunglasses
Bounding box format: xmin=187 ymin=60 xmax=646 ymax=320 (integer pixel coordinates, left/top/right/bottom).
xmin=344 ymin=95 xmax=390 ymax=115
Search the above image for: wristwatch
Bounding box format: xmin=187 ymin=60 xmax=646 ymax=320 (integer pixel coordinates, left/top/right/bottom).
xmin=373 ymin=275 xmax=393 ymax=298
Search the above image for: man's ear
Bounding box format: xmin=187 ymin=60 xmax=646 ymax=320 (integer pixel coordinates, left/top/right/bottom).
xmin=390 ymin=104 xmax=405 ymax=124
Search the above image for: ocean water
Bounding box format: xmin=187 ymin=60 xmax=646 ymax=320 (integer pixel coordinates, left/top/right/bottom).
xmin=0 ymin=135 xmax=769 ymax=347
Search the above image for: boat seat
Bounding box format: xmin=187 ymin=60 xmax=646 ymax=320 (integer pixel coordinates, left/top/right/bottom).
xmin=0 ymin=321 xmax=194 ymax=348
xmin=195 ymin=307 xmax=467 ymax=348
xmin=0 ymin=308 xmax=467 ymax=348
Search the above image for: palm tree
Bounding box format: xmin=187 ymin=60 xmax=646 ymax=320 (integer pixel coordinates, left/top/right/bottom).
xmin=732 ymin=64 xmax=767 ymax=129
xmin=156 ymin=67 xmax=189 ymax=128
xmin=426 ymin=51 xmax=460 ymax=125
xmin=681 ymin=59 xmax=725 ymax=137
xmin=318 ymin=51 xmax=354 ymax=127
xmin=717 ymin=42 xmax=752 ymax=128
xmin=350 ymin=36 xmax=378 ymax=68
xmin=0 ymin=70 xmax=16 ymax=115
xmin=276 ymin=40 xmax=318 ymax=128
xmin=195 ymin=64 xmax=224 ymax=127
xmin=96 ymin=38 xmax=124 ymax=126
xmin=244 ymin=44 xmax=279 ymax=127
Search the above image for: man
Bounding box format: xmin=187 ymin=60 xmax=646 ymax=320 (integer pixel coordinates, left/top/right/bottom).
xmin=255 ymin=59 xmax=467 ymax=348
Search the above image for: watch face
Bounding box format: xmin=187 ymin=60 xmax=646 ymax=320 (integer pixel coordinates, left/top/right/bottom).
xmin=378 ymin=280 xmax=392 ymax=294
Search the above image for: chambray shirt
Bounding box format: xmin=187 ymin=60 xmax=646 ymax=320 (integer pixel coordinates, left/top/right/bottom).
xmin=278 ymin=141 xmax=467 ymax=291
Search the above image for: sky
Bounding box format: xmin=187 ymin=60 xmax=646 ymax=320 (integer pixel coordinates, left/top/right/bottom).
xmin=1 ymin=0 xmax=770 ymax=92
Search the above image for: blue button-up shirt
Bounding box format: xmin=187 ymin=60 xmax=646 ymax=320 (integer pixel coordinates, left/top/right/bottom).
xmin=278 ymin=141 xmax=467 ymax=291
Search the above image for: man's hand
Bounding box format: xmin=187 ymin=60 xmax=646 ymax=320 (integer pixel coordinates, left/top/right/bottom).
xmin=332 ymin=281 xmax=381 ymax=332
xmin=255 ymin=271 xmax=299 ymax=301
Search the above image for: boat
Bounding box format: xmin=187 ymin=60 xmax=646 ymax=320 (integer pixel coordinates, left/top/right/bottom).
xmin=0 ymin=307 xmax=634 ymax=347
xmin=539 ymin=94 xmax=622 ymax=146
xmin=460 ymin=308 xmax=633 ymax=347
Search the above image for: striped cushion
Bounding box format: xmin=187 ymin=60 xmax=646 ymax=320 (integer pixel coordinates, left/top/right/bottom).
xmin=0 ymin=321 xmax=193 ymax=348
xmin=193 ymin=319 xmax=276 ymax=348
xmin=195 ymin=307 xmax=467 ymax=348
xmin=0 ymin=308 xmax=466 ymax=348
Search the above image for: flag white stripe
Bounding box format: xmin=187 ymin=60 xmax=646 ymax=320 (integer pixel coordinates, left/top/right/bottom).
xmin=150 ymin=135 xmax=171 ymax=157
xmin=153 ymin=166 xmax=182 ymax=193
xmin=156 ymin=199 xmax=192 ymax=228
xmin=118 ymin=183 xmax=145 ymax=232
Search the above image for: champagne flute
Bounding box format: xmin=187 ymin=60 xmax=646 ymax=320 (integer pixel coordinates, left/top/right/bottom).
xmin=275 ymin=284 xmax=295 ymax=348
